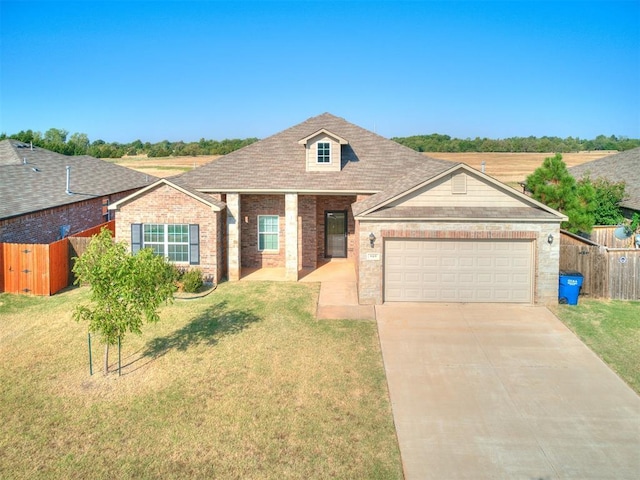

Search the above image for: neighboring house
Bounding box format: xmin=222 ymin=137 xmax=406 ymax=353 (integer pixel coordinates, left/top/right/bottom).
xmin=569 ymin=147 xmax=640 ymax=218
xmin=110 ymin=113 xmax=566 ymax=305
xmin=0 ymin=139 xmax=155 ymax=244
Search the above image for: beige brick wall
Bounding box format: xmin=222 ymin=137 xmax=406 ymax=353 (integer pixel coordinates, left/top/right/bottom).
xmin=114 ymin=184 xmax=223 ymax=283
xmin=356 ymin=220 xmax=561 ymax=305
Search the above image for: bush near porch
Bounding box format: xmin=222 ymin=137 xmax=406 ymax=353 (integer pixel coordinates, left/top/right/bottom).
xmin=0 ymin=282 xmax=402 ymax=479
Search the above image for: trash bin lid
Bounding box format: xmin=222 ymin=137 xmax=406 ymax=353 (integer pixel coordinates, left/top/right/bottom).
xmin=559 ymin=270 xmax=583 ymax=277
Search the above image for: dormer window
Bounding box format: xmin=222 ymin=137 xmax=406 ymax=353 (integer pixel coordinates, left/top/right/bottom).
xmin=298 ymin=128 xmax=348 ymax=172
xmin=317 ymin=142 xmax=331 ymax=163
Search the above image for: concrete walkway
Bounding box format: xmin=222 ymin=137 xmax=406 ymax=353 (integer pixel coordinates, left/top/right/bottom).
xmin=239 ymin=259 xmax=375 ymax=320
xmin=301 ymin=259 xmax=375 ymax=320
xmin=376 ymin=303 xmax=640 ymax=480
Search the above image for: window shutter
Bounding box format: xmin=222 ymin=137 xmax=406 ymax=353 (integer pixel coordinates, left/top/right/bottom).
xmin=131 ymin=224 xmax=142 ymax=254
xmin=189 ymin=224 xmax=200 ymax=265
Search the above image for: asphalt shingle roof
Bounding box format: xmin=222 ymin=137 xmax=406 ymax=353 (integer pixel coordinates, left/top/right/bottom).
xmin=177 ymin=113 xmax=456 ymax=192
xmin=361 ymin=206 xmax=560 ymax=220
xmin=569 ymin=147 xmax=640 ymax=212
xmin=0 ymin=139 xmax=156 ymax=220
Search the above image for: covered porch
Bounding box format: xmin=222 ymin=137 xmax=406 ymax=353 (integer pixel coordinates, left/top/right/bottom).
xmin=239 ymin=258 xmax=356 ymax=283
xmin=226 ymin=192 xmax=358 ymax=282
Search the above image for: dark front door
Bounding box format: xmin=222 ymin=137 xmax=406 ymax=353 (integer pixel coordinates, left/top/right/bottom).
xmin=325 ymin=211 xmax=347 ymax=258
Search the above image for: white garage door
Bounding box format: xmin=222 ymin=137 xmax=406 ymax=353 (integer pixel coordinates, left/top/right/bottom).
xmin=384 ymin=239 xmax=533 ymax=303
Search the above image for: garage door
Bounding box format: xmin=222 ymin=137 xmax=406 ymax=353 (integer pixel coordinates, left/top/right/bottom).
xmin=384 ymin=239 xmax=532 ymax=303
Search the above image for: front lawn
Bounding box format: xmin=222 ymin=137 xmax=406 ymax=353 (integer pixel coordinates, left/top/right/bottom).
xmin=0 ymin=282 xmax=402 ymax=479
xmin=550 ymin=299 xmax=640 ymax=394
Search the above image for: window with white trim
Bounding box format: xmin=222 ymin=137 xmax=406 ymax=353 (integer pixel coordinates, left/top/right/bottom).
xmin=258 ymin=215 xmax=279 ymax=251
xmin=317 ymin=142 xmax=331 ymax=163
xmin=131 ymin=223 xmax=199 ymax=264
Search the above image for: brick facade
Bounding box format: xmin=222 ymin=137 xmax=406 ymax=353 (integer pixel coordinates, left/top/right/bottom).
xmin=357 ymin=220 xmax=561 ymax=305
xmin=240 ymin=194 xmax=286 ymax=268
xmin=114 ymin=183 xmax=223 ymax=284
xmin=316 ymin=195 xmax=357 ymax=260
xmin=0 ymin=189 xmax=136 ymax=244
xmin=239 ymin=194 xmax=357 ymax=270
xmin=298 ymin=195 xmax=317 ymax=269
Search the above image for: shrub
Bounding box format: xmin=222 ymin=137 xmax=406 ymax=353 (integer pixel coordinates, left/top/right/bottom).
xmin=181 ymin=269 xmax=204 ymax=293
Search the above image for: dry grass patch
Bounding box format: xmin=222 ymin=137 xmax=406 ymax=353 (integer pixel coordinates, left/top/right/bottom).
xmin=424 ymin=151 xmax=613 ymax=184
xmin=0 ymin=282 xmax=401 ymax=479
xmin=113 ymin=155 xmax=220 ymax=178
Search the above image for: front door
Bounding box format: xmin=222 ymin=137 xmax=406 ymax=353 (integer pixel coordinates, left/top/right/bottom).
xmin=325 ymin=211 xmax=347 ymax=258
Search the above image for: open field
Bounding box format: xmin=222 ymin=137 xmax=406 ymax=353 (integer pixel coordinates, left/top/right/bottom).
xmin=114 ymin=151 xmax=614 ymax=183
xmin=0 ymin=282 xmax=401 ymax=479
xmin=424 ymin=151 xmax=615 ymax=184
xmin=113 ymin=155 xmax=220 ymax=178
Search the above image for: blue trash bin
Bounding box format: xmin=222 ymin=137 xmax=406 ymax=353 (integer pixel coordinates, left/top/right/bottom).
xmin=559 ymin=270 xmax=584 ymax=305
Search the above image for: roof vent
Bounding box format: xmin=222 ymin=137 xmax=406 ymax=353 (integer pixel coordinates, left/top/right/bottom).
xmin=451 ymin=172 xmax=467 ymax=194
xmin=66 ymin=166 xmax=73 ymax=195
xmin=23 ymin=157 xmax=27 ymax=164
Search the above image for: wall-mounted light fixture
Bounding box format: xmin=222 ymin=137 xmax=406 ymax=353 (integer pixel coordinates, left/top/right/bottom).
xmin=369 ymin=232 xmax=376 ymax=248
xmin=547 ymin=233 xmax=554 ymax=245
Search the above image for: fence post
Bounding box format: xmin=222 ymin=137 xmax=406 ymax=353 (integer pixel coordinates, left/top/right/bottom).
xmin=88 ymin=332 xmax=93 ymax=376
xmin=118 ymin=336 xmax=122 ymax=376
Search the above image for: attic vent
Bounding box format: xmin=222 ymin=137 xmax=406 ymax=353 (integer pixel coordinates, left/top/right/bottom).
xmin=451 ymin=172 xmax=467 ymax=194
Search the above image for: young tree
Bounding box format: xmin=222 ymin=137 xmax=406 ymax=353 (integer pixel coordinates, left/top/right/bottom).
xmin=73 ymin=228 xmax=177 ymax=374
xmin=526 ymin=153 xmax=596 ymax=233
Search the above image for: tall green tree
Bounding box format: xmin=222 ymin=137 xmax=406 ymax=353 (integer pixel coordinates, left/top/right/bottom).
xmin=577 ymin=177 xmax=626 ymax=226
xmin=73 ymin=228 xmax=177 ymax=374
xmin=526 ymin=153 xmax=596 ymax=233
xmin=43 ymin=127 xmax=68 ymax=145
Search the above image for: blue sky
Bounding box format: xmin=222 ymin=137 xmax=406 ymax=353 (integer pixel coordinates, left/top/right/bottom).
xmin=1 ymin=1 xmax=638 ymax=143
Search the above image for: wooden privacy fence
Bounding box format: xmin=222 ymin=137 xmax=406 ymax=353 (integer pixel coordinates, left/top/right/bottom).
xmin=0 ymin=221 xmax=114 ymax=296
xmin=560 ymin=230 xmax=640 ymax=300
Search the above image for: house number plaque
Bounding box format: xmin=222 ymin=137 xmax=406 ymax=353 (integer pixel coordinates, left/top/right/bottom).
xmin=366 ymin=253 xmax=380 ymax=260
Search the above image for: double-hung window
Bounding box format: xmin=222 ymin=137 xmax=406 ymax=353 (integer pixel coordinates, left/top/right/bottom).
xmin=258 ymin=215 xmax=279 ymax=251
xmin=131 ymin=223 xmax=199 ymax=264
xmin=317 ymin=142 xmax=331 ymax=163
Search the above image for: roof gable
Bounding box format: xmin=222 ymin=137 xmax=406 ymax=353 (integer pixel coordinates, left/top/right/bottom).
xmin=109 ymin=178 xmax=225 ymax=211
xmin=354 ymin=163 xmax=567 ymax=221
xmin=297 ymin=128 xmax=348 ymax=146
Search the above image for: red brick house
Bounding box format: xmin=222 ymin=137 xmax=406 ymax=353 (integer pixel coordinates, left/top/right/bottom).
xmin=110 ymin=113 xmax=566 ymax=305
xmin=0 ymin=139 xmax=155 ymax=244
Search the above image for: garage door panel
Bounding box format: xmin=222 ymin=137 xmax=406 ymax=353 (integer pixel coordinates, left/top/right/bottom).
xmin=384 ymin=239 xmax=532 ymax=303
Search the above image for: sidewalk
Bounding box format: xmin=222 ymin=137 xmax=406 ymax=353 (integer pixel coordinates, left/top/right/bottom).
xmin=300 ymin=260 xmax=375 ymax=320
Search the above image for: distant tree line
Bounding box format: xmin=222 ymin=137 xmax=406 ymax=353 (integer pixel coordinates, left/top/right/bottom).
xmin=392 ymin=133 xmax=640 ymax=153
xmin=0 ymin=128 xmax=258 ymax=158
xmin=2 ymin=127 xmax=638 ymax=159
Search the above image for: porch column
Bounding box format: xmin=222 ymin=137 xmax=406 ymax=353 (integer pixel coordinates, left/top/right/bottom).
xmin=227 ymin=193 xmax=241 ymax=281
xmin=285 ymin=193 xmax=299 ymax=281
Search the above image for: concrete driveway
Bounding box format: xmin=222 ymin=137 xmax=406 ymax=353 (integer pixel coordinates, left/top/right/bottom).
xmin=376 ymin=303 xmax=640 ymax=480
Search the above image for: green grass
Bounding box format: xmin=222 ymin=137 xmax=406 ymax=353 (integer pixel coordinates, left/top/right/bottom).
xmin=0 ymin=282 xmax=402 ymax=479
xmin=550 ymin=299 xmax=640 ymax=394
